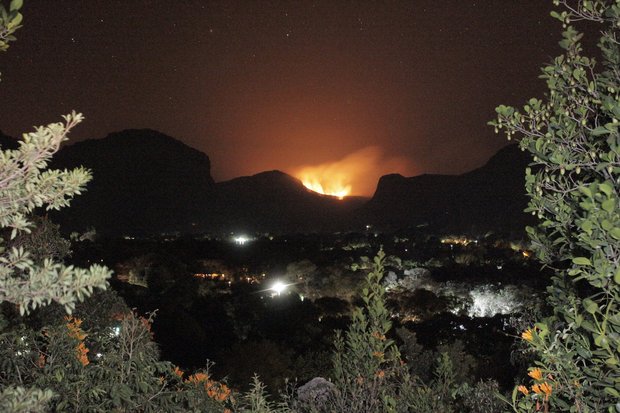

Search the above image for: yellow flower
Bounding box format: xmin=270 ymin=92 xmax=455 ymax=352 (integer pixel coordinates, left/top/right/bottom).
xmin=528 ymin=368 xmax=543 ymax=381
xmin=521 ymin=328 xmax=533 ymax=341
xmin=517 ymin=385 xmax=529 ymax=395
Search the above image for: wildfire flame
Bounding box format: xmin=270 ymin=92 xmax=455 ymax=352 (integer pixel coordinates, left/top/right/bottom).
xmin=293 ymin=146 xmax=415 ymax=198
xmin=299 ymin=177 xmax=351 ymax=199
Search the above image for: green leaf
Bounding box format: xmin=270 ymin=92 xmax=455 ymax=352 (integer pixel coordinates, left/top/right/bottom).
xmin=602 ymin=198 xmax=615 ymax=213
xmin=599 ymin=182 xmax=613 ymax=197
xmin=573 ymin=257 xmax=592 ymax=266
xmin=583 ymin=298 xmax=599 ymax=314
xmin=579 ymin=186 xmax=592 ymax=197
xmin=594 ymin=334 xmax=609 ymax=347
xmin=592 ymin=126 xmax=611 ymax=136
xmin=9 ymin=12 xmax=22 ymax=28
xmin=9 ymin=0 xmax=22 ymax=12
xmin=581 ymin=220 xmax=593 ymax=234
xmin=576 ymin=346 xmax=591 ymax=358
xmin=581 ymin=320 xmax=597 ymax=333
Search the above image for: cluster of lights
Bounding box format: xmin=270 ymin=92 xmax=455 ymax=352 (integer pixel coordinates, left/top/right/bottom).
xmin=440 ymin=236 xmax=477 ymax=246
xmin=233 ymin=235 xmax=249 ymax=245
xmin=193 ymin=273 xmax=227 ymax=280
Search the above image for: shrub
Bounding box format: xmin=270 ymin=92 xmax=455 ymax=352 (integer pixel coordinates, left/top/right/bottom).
xmin=491 ymin=0 xmax=620 ymax=410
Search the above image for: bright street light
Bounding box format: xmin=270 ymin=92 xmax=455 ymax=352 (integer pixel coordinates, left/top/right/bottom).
xmin=270 ymin=281 xmax=287 ymax=295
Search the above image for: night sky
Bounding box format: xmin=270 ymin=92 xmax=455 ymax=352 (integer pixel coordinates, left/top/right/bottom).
xmin=0 ymin=1 xmax=569 ymax=195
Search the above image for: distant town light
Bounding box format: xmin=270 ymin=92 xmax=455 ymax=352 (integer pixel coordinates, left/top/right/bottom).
xmin=234 ymin=235 xmax=249 ymax=245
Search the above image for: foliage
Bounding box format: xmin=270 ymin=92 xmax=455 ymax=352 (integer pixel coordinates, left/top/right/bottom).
xmin=1 ymin=0 xmax=109 ymax=315
xmin=0 ymin=301 xmax=232 ymax=412
xmin=397 ymin=328 xmax=477 ymax=384
xmin=10 ymin=216 xmax=71 ymax=265
xmin=0 ymin=386 xmax=54 ymax=413
xmin=232 ymin=375 xmax=289 ymax=413
xmin=0 ymin=3 xmax=114 ymax=409
xmin=0 ymin=0 xmax=22 ymax=71
xmin=0 ymin=112 xmax=112 ymax=315
xmin=461 ymin=380 xmax=506 ymax=413
xmin=0 ymin=4 xmax=227 ymax=411
xmin=328 ymin=249 xmax=403 ymax=412
xmin=290 ymin=249 xmax=492 ymax=413
xmin=490 ymin=0 xmax=620 ymax=411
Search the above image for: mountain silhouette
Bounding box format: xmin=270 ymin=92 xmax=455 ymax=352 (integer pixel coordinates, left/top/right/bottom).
xmin=49 ymin=129 xmax=216 ymax=235
xmin=1 ymin=128 xmax=532 ymax=236
xmin=206 ymin=170 xmax=364 ymax=233
xmin=360 ymin=144 xmax=533 ymax=235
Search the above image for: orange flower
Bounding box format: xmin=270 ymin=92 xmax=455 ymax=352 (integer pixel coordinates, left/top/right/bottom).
xmin=539 ymin=382 xmax=552 ymax=399
xmin=521 ymin=328 xmax=534 ymax=342
xmin=375 ymin=370 xmax=385 ymax=379
xmin=207 ymin=387 xmax=217 ymax=398
xmin=139 ymin=316 xmax=152 ymax=333
xmin=76 ymin=342 xmax=89 ymax=366
xmin=208 ymin=387 xmax=228 ymax=401
xmin=111 ymin=312 xmax=128 ymax=321
xmin=532 ymin=382 xmax=552 ymax=400
xmin=517 ymin=385 xmax=529 ymax=395
xmin=186 ymin=372 xmax=209 ymax=384
xmin=185 ymin=371 xmax=232 ymax=402
xmin=218 ymin=384 xmax=231 ymax=401
xmin=528 ymin=368 xmax=543 ymax=381
xmin=371 ymin=331 xmax=386 ymax=341
xmin=66 ymin=317 xmax=87 ymax=341
xmin=372 ymin=351 xmax=384 ymax=359
xmin=66 ymin=317 xmax=89 ymax=366
xmin=173 ymin=366 xmax=184 ymax=378
xmin=36 ymin=353 xmax=46 ymax=368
